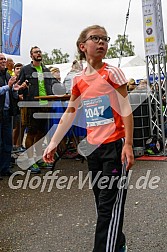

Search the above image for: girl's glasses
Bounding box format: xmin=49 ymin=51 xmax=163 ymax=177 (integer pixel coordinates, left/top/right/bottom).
xmin=83 ymin=35 xmax=110 ymax=43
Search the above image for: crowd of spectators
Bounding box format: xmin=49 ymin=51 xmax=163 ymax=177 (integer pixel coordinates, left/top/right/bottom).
xmin=0 ymin=47 xmax=84 ymax=180
xmin=0 ymin=49 xmax=166 ymax=180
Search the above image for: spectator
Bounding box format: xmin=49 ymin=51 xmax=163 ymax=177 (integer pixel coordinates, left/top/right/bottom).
xmin=127 ymin=78 xmax=137 ymax=91
xmin=50 ymin=67 xmax=61 ymax=82
xmin=6 ymin=57 xmax=15 ymax=76
xmin=50 ymin=67 xmax=66 ymax=95
xmin=0 ymin=53 xmax=20 ymax=180
xmin=164 ymin=120 xmax=167 ymax=137
xmin=63 ymin=60 xmax=82 ymax=94
xmin=136 ymin=79 xmax=148 ymax=90
xmin=13 ymin=63 xmax=25 ymax=151
xmin=19 ymin=46 xmax=53 ymax=173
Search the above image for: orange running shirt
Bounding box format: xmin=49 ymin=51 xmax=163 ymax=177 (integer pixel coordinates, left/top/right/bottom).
xmin=72 ymin=63 xmax=128 ymax=145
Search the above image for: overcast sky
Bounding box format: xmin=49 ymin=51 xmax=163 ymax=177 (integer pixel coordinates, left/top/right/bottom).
xmin=8 ymin=0 xmax=167 ymax=65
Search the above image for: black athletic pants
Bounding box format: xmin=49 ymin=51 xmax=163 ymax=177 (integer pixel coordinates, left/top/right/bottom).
xmin=87 ymin=139 xmax=128 ymax=252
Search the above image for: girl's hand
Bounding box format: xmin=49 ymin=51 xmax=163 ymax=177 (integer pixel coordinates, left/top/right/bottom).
xmin=43 ymin=142 xmax=57 ymax=163
xmin=121 ymin=143 xmax=134 ymax=171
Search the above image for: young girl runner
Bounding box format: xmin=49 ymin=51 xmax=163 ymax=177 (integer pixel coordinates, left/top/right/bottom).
xmin=43 ymin=25 xmax=134 ymax=252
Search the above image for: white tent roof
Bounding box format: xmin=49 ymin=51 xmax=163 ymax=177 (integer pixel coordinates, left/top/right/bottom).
xmin=104 ymin=55 xmax=146 ymax=68
xmin=122 ymin=65 xmax=147 ymax=83
xmin=47 ymin=55 xmax=146 ymax=82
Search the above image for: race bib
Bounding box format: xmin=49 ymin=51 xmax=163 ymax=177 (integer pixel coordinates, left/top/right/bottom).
xmin=82 ymin=95 xmax=114 ymax=127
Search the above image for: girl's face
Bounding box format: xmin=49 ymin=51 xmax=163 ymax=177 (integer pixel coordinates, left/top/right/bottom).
xmin=80 ymin=29 xmax=109 ymax=61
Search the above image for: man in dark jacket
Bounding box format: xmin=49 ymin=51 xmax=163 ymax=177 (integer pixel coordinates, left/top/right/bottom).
xmin=0 ymin=53 xmax=19 ymax=180
xmin=19 ymin=46 xmax=55 ymax=174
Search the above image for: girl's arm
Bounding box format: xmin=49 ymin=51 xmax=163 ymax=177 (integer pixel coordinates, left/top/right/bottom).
xmin=43 ymin=94 xmax=80 ymax=163
xmin=116 ymin=84 xmax=134 ymax=170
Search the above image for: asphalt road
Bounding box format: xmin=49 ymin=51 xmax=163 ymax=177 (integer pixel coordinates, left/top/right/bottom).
xmin=0 ymin=159 xmax=167 ymax=252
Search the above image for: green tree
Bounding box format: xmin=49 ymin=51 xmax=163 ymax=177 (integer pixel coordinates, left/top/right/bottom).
xmin=42 ymin=49 xmax=70 ymax=65
xmin=51 ymin=49 xmax=69 ymax=64
xmin=42 ymin=52 xmax=54 ymax=65
xmin=106 ymin=34 xmax=135 ymax=59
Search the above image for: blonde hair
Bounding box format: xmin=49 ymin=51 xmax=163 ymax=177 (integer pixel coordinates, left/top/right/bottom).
xmin=50 ymin=67 xmax=60 ymax=74
xmin=76 ymin=25 xmax=107 ymax=60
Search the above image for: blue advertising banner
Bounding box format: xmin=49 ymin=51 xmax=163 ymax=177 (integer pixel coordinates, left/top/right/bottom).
xmin=1 ymin=0 xmax=22 ymax=55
